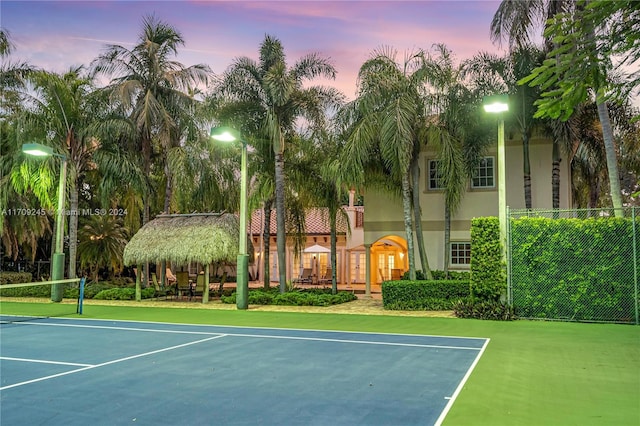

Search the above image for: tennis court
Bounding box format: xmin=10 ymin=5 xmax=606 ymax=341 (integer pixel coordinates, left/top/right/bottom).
xmin=1 ymin=316 xmax=488 ymax=425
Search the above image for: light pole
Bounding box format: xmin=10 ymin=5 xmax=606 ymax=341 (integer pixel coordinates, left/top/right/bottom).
xmin=210 ymin=127 xmax=249 ymax=310
xmin=22 ymin=142 xmax=68 ymax=302
xmin=483 ymin=94 xmax=509 ymax=261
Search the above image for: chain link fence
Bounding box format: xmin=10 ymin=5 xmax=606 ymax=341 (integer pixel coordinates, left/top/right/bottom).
xmin=508 ymin=207 xmax=639 ymax=324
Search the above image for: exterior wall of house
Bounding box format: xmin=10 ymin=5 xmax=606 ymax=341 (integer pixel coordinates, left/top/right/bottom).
xmin=249 ymin=192 xmax=365 ymax=285
xmin=364 ymin=134 xmax=572 ymax=274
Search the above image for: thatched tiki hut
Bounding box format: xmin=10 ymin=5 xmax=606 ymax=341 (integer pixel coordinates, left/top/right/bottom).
xmin=124 ymin=213 xmax=240 ymax=303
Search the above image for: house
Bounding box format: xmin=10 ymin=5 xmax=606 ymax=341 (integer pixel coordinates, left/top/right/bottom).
xmin=249 ymin=192 xmax=365 ymax=287
xmin=363 ymin=132 xmax=572 ymax=292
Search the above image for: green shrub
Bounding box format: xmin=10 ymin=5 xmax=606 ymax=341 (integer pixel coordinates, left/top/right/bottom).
xmin=0 ymin=272 xmax=33 ymax=285
xmin=470 ymin=217 xmax=505 ymax=301
xmin=221 ymin=288 xmax=357 ymax=306
xmin=0 ymin=282 xmax=83 ymax=299
xmin=94 ymin=287 xmax=155 ymax=300
xmin=452 ymin=297 xmax=517 ymax=321
xmin=382 ymin=280 xmax=470 ymax=310
xmin=402 ymin=270 xmax=470 ymax=280
xmin=510 ymin=216 xmax=637 ymax=321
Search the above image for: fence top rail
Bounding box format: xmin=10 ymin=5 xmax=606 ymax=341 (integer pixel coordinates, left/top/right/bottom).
xmin=0 ymin=278 xmax=81 ymax=289
xmin=509 ymin=206 xmax=637 ymax=218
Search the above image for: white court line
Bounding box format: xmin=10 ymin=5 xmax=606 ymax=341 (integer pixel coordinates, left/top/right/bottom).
xmin=226 ymin=332 xmax=482 ymax=351
xmin=8 ymin=321 xmax=221 ymax=336
xmin=434 ymin=338 xmax=491 ymax=426
xmin=9 ymin=321 xmax=484 ymax=350
xmin=15 ymin=315 xmax=488 ymax=342
xmin=0 ymin=356 xmax=93 ymax=367
xmin=0 ymin=334 xmax=226 ymax=391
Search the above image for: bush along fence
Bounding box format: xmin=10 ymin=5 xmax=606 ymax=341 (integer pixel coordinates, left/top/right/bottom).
xmin=509 ymin=207 xmax=639 ymax=324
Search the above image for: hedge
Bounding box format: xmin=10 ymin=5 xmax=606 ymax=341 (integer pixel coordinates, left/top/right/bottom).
xmin=0 ymin=272 xmax=33 ymax=285
xmin=510 ymin=216 xmax=637 ymax=321
xmin=221 ymin=288 xmax=357 ymax=306
xmin=381 ymin=280 xmax=470 ymax=310
xmin=470 ymin=217 xmax=505 ymax=301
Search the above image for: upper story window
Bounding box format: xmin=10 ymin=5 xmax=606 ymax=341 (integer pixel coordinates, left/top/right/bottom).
xmin=428 ymin=159 xmax=445 ymax=190
xmin=471 ymin=156 xmax=495 ymax=189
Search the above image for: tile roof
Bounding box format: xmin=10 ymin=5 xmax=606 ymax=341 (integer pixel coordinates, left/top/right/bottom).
xmin=249 ymin=207 xmax=348 ymax=235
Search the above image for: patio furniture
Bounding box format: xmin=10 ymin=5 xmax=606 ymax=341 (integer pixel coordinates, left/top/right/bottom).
xmin=320 ymin=268 xmax=332 ymax=284
xmin=294 ymin=268 xmax=313 ymax=284
xmin=176 ymin=271 xmax=191 ymax=299
xmin=192 ymin=274 xmax=206 ymax=300
xmin=151 ymin=272 xmax=167 ymax=300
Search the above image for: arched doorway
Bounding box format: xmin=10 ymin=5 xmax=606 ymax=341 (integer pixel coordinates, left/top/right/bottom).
xmin=371 ymin=235 xmax=407 ymax=283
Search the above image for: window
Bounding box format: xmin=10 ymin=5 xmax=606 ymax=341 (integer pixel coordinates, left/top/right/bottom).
xmin=428 ymin=159 xmax=444 ymax=190
xmin=471 ymin=157 xmax=495 ymax=188
xmin=450 ymin=242 xmax=471 ymax=265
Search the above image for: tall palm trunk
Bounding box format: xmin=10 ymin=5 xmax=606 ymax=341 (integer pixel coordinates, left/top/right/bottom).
xmin=262 ymin=200 xmax=272 ymax=288
xmin=330 ymin=213 xmax=337 ymax=294
xmin=275 ymin=151 xmax=287 ymax=293
xmin=596 ymin=99 xmax=623 ymax=216
xmin=68 ymin=183 xmax=78 ymax=279
xmin=164 ymin=162 xmax=172 ymax=213
xmin=141 ymin=135 xmax=152 ymax=286
xmin=410 ymin=157 xmax=432 ymax=279
xmin=522 ymin=130 xmax=532 ymax=209
xmin=401 ymin=171 xmax=416 ymax=280
xmin=552 ymin=141 xmax=561 ymax=217
xmin=443 ymin=203 xmax=451 ymax=277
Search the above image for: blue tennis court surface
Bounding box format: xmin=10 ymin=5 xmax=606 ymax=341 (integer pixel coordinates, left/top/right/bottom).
xmin=1 ymin=317 xmax=489 ymax=425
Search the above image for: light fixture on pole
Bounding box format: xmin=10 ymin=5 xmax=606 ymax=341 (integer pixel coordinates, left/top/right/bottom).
xmin=210 ymin=127 xmax=249 ymax=310
xmin=482 ymin=94 xmax=509 ymax=261
xmin=22 ymin=142 xmax=68 ymax=302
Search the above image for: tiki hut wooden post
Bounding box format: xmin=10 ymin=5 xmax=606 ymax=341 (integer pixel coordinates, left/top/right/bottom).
xmin=123 ymin=213 xmax=241 ymax=304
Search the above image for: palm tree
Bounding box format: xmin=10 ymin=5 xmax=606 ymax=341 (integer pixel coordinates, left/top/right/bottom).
xmin=78 ymin=214 xmax=128 ymax=281
xmin=91 ymin=14 xmax=211 ymax=222
xmin=215 ymin=35 xmax=342 ymax=292
xmin=340 ymin=47 xmax=435 ymax=280
xmin=463 ymin=46 xmax=546 ymax=209
xmin=423 ymin=45 xmax=493 ymax=275
xmin=18 ymin=67 xmax=104 ymax=279
xmin=491 ymin=0 xmax=624 ymax=214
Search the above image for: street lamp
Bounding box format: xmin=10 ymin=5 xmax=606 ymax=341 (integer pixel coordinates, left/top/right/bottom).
xmin=210 ymin=127 xmax=249 ymax=310
xmin=483 ymin=94 xmax=509 ymax=261
xmin=22 ymin=142 xmax=67 ymax=302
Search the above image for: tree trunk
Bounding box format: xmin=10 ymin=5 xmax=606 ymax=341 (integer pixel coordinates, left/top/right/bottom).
xmin=596 ymin=99 xmax=623 ymax=217
xmin=142 ymin=135 xmax=152 ymax=287
xmin=275 ymin=151 xmax=287 ymax=292
xmin=411 ymin=156 xmax=432 ymax=279
xmin=68 ymin=182 xmax=78 ymax=279
xmin=163 ymin=162 xmax=172 ymax=213
xmin=262 ymin=201 xmax=272 ymax=289
xmin=443 ymin=203 xmax=450 ymax=277
xmin=522 ymin=131 xmax=532 ymax=209
xmin=402 ymin=171 xmax=416 ymax=280
xmin=330 ymin=212 xmax=337 ymax=295
xmin=552 ymin=141 xmax=561 ymax=216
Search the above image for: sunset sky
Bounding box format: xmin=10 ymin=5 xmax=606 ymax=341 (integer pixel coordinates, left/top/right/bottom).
xmin=3 ymin=1 xmax=506 ymax=99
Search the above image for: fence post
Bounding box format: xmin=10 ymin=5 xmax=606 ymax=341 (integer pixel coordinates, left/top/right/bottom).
xmin=507 ymin=206 xmax=512 ymax=306
xmin=633 ymin=206 xmax=638 ymax=325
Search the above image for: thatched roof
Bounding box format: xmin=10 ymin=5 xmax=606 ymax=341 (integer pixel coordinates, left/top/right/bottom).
xmin=123 ymin=213 xmax=239 ymax=266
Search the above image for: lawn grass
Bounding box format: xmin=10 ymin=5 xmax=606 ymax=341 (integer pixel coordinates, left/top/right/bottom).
xmin=1 ymin=301 xmax=638 ymax=425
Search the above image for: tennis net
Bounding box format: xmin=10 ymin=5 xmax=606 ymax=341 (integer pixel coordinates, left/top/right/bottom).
xmin=0 ymin=277 xmax=85 ymax=323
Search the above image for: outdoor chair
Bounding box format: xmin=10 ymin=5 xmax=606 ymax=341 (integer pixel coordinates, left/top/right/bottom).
xmin=151 ymin=272 xmax=167 ymax=300
xmin=294 ymin=268 xmax=313 ymax=284
xmin=176 ymin=271 xmax=191 ymax=299
xmin=320 ymin=268 xmax=332 ymax=284
xmin=192 ymin=274 xmax=206 ymax=300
